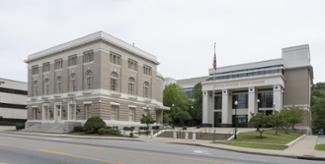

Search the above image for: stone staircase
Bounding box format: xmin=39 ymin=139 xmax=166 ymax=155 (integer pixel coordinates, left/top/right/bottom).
xmin=24 ymin=121 xmax=82 ymax=133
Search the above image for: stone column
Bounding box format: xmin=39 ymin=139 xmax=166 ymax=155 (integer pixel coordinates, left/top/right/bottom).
xmin=202 ymin=90 xmax=209 ymax=124
xmin=222 ymin=89 xmax=231 ymax=125
xmin=273 ymin=85 xmax=283 ymax=111
xmin=248 ymin=87 xmax=256 ymax=120
xmin=208 ymin=91 xmax=214 ymax=125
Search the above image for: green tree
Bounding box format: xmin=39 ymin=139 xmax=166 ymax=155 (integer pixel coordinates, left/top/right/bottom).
xmin=174 ymin=111 xmax=192 ymax=126
xmin=190 ymin=83 xmax=202 ymax=125
xmin=280 ymin=109 xmax=291 ymax=133
xmin=249 ymin=113 xmax=270 ymax=138
xmin=269 ymin=111 xmax=284 ymax=135
xmin=311 ymin=82 xmax=325 ymax=134
xmin=286 ymin=106 xmax=305 ymax=130
xmin=141 ymin=114 xmax=155 ymax=135
xmin=163 ymin=84 xmax=190 ymax=126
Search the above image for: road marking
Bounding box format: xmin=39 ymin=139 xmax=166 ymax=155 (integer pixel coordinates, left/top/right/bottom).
xmin=0 ymin=136 xmax=233 ymax=164
xmin=0 ymin=143 xmax=124 ymax=164
xmin=193 ymin=149 xmax=211 ymax=155
xmin=36 ymin=148 xmax=124 ymax=164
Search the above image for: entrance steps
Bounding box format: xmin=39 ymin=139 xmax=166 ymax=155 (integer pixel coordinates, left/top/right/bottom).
xmin=24 ymin=121 xmax=82 ymax=133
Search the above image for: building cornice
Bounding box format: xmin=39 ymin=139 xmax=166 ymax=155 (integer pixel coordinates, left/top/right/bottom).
xmin=25 ymin=31 xmax=159 ymax=64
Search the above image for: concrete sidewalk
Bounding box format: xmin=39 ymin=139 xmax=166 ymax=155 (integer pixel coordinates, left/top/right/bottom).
xmin=147 ymin=135 xmax=325 ymax=160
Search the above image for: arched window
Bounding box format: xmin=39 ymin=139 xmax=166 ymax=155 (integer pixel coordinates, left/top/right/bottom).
xmin=143 ymin=81 xmax=150 ymax=98
xmin=70 ymin=73 xmax=77 ymax=91
xmin=33 ymin=80 xmax=38 ymax=96
xmin=56 ymin=76 xmax=62 ymax=93
xmin=110 ymin=72 xmax=119 ymax=91
xmin=44 ymin=78 xmax=49 ymax=95
xmin=86 ymin=71 xmax=93 ymax=90
xmin=128 ymin=77 xmax=135 ymax=95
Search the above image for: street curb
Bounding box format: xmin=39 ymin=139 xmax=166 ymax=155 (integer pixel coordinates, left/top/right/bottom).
xmin=2 ymin=131 xmax=143 ymax=142
xmin=168 ymin=142 xmax=325 ymax=161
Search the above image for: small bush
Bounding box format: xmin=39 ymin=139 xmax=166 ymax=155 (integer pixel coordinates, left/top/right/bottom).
xmin=123 ymin=127 xmax=135 ymax=131
xmin=73 ymin=126 xmax=84 ymax=132
xmin=83 ymin=117 xmax=106 ymax=134
xmin=152 ymin=126 xmax=160 ymax=130
xmin=16 ymin=123 xmax=25 ymax=130
xmin=98 ymin=127 xmax=120 ymax=136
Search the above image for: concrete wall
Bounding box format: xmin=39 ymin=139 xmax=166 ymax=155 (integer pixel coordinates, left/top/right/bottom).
xmin=283 ymin=67 xmax=311 ymax=107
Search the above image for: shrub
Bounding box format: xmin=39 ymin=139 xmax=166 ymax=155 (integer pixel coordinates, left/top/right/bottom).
xmin=73 ymin=126 xmax=84 ymax=132
xmin=152 ymin=126 xmax=160 ymax=130
xmin=83 ymin=117 xmax=106 ymax=134
xmin=123 ymin=127 xmax=135 ymax=131
xmin=16 ymin=123 xmax=25 ymax=130
xmin=98 ymin=127 xmax=120 ymax=136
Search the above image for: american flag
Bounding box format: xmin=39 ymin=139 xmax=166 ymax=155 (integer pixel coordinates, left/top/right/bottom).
xmin=213 ymin=42 xmax=217 ymax=70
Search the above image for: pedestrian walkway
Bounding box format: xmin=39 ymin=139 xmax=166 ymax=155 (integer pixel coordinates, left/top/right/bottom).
xmin=284 ymin=135 xmax=317 ymax=156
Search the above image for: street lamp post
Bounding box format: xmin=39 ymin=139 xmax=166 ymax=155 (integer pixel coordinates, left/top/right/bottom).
xmin=257 ymin=99 xmax=260 ymax=113
xmin=172 ymin=104 xmax=175 ymax=129
xmin=234 ymin=100 xmax=238 ymax=140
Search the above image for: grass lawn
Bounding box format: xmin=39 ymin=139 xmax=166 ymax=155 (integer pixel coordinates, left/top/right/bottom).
xmin=315 ymin=144 xmax=325 ymax=151
xmin=213 ymin=129 xmax=301 ymax=150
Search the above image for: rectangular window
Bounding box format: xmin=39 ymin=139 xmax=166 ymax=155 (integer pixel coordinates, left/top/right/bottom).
xmin=84 ymin=104 xmax=91 ymax=119
xmin=32 ymin=65 xmax=39 ymax=75
xmin=69 ymin=104 xmax=76 ymax=120
xmin=144 ymin=109 xmax=149 ymax=116
xmin=258 ymin=90 xmax=274 ymax=108
xmin=111 ymin=105 xmax=119 ymax=120
xmin=128 ymin=59 xmax=138 ymax=71
xmin=68 ymin=55 xmax=78 ymax=66
xmin=232 ymin=115 xmax=248 ymax=127
xmin=128 ymin=107 xmax=136 ymax=121
xmin=143 ymin=65 xmax=152 ymax=75
xmin=232 ymin=94 xmax=248 ymax=109
xmin=83 ymin=50 xmax=94 ymax=63
xmin=54 ymin=59 xmax=63 ymax=69
xmin=110 ymin=53 xmax=121 ymax=65
xmin=42 ymin=62 xmax=50 ymax=72
xmin=214 ymin=95 xmax=222 ymax=110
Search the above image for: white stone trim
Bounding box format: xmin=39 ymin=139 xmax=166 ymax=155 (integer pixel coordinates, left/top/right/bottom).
xmin=28 ymin=88 xmax=163 ymax=107
xmin=83 ymin=101 xmax=92 ymax=104
xmin=128 ymin=105 xmax=137 ymax=108
xmin=110 ymin=102 xmax=120 ymax=106
xmin=25 ymin=31 xmax=158 ymax=64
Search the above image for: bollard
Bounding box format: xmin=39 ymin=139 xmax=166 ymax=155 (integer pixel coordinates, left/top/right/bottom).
xmin=192 ymin=132 xmax=196 ymax=141
xmin=185 ymin=132 xmax=189 ymax=139
xmin=150 ymin=130 xmax=153 ymax=138
xmin=173 ymin=130 xmax=177 ymax=139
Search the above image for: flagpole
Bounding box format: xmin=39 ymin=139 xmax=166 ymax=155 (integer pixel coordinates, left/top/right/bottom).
xmin=213 ymin=42 xmax=216 ymax=141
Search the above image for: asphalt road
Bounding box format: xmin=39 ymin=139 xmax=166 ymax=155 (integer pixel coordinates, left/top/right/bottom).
xmin=0 ymin=133 xmax=323 ymax=164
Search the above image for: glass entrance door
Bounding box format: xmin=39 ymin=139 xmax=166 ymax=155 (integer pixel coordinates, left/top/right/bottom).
xmin=214 ymin=112 xmax=222 ymax=127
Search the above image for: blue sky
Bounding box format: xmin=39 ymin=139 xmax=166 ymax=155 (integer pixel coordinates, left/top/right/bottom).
xmin=0 ymin=0 xmax=324 ymax=82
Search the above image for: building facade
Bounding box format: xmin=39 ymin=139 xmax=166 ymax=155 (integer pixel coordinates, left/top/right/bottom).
xmin=203 ymin=44 xmax=313 ymax=128
xmin=25 ymin=31 xmax=168 ymax=132
xmin=178 ymin=45 xmax=313 ymax=128
xmin=177 ymin=76 xmax=208 ymax=100
xmin=0 ymin=78 xmax=27 ymax=126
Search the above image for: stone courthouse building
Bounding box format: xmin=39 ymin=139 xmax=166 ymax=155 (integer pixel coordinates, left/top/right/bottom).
xmin=25 ymin=31 xmax=169 ymax=132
